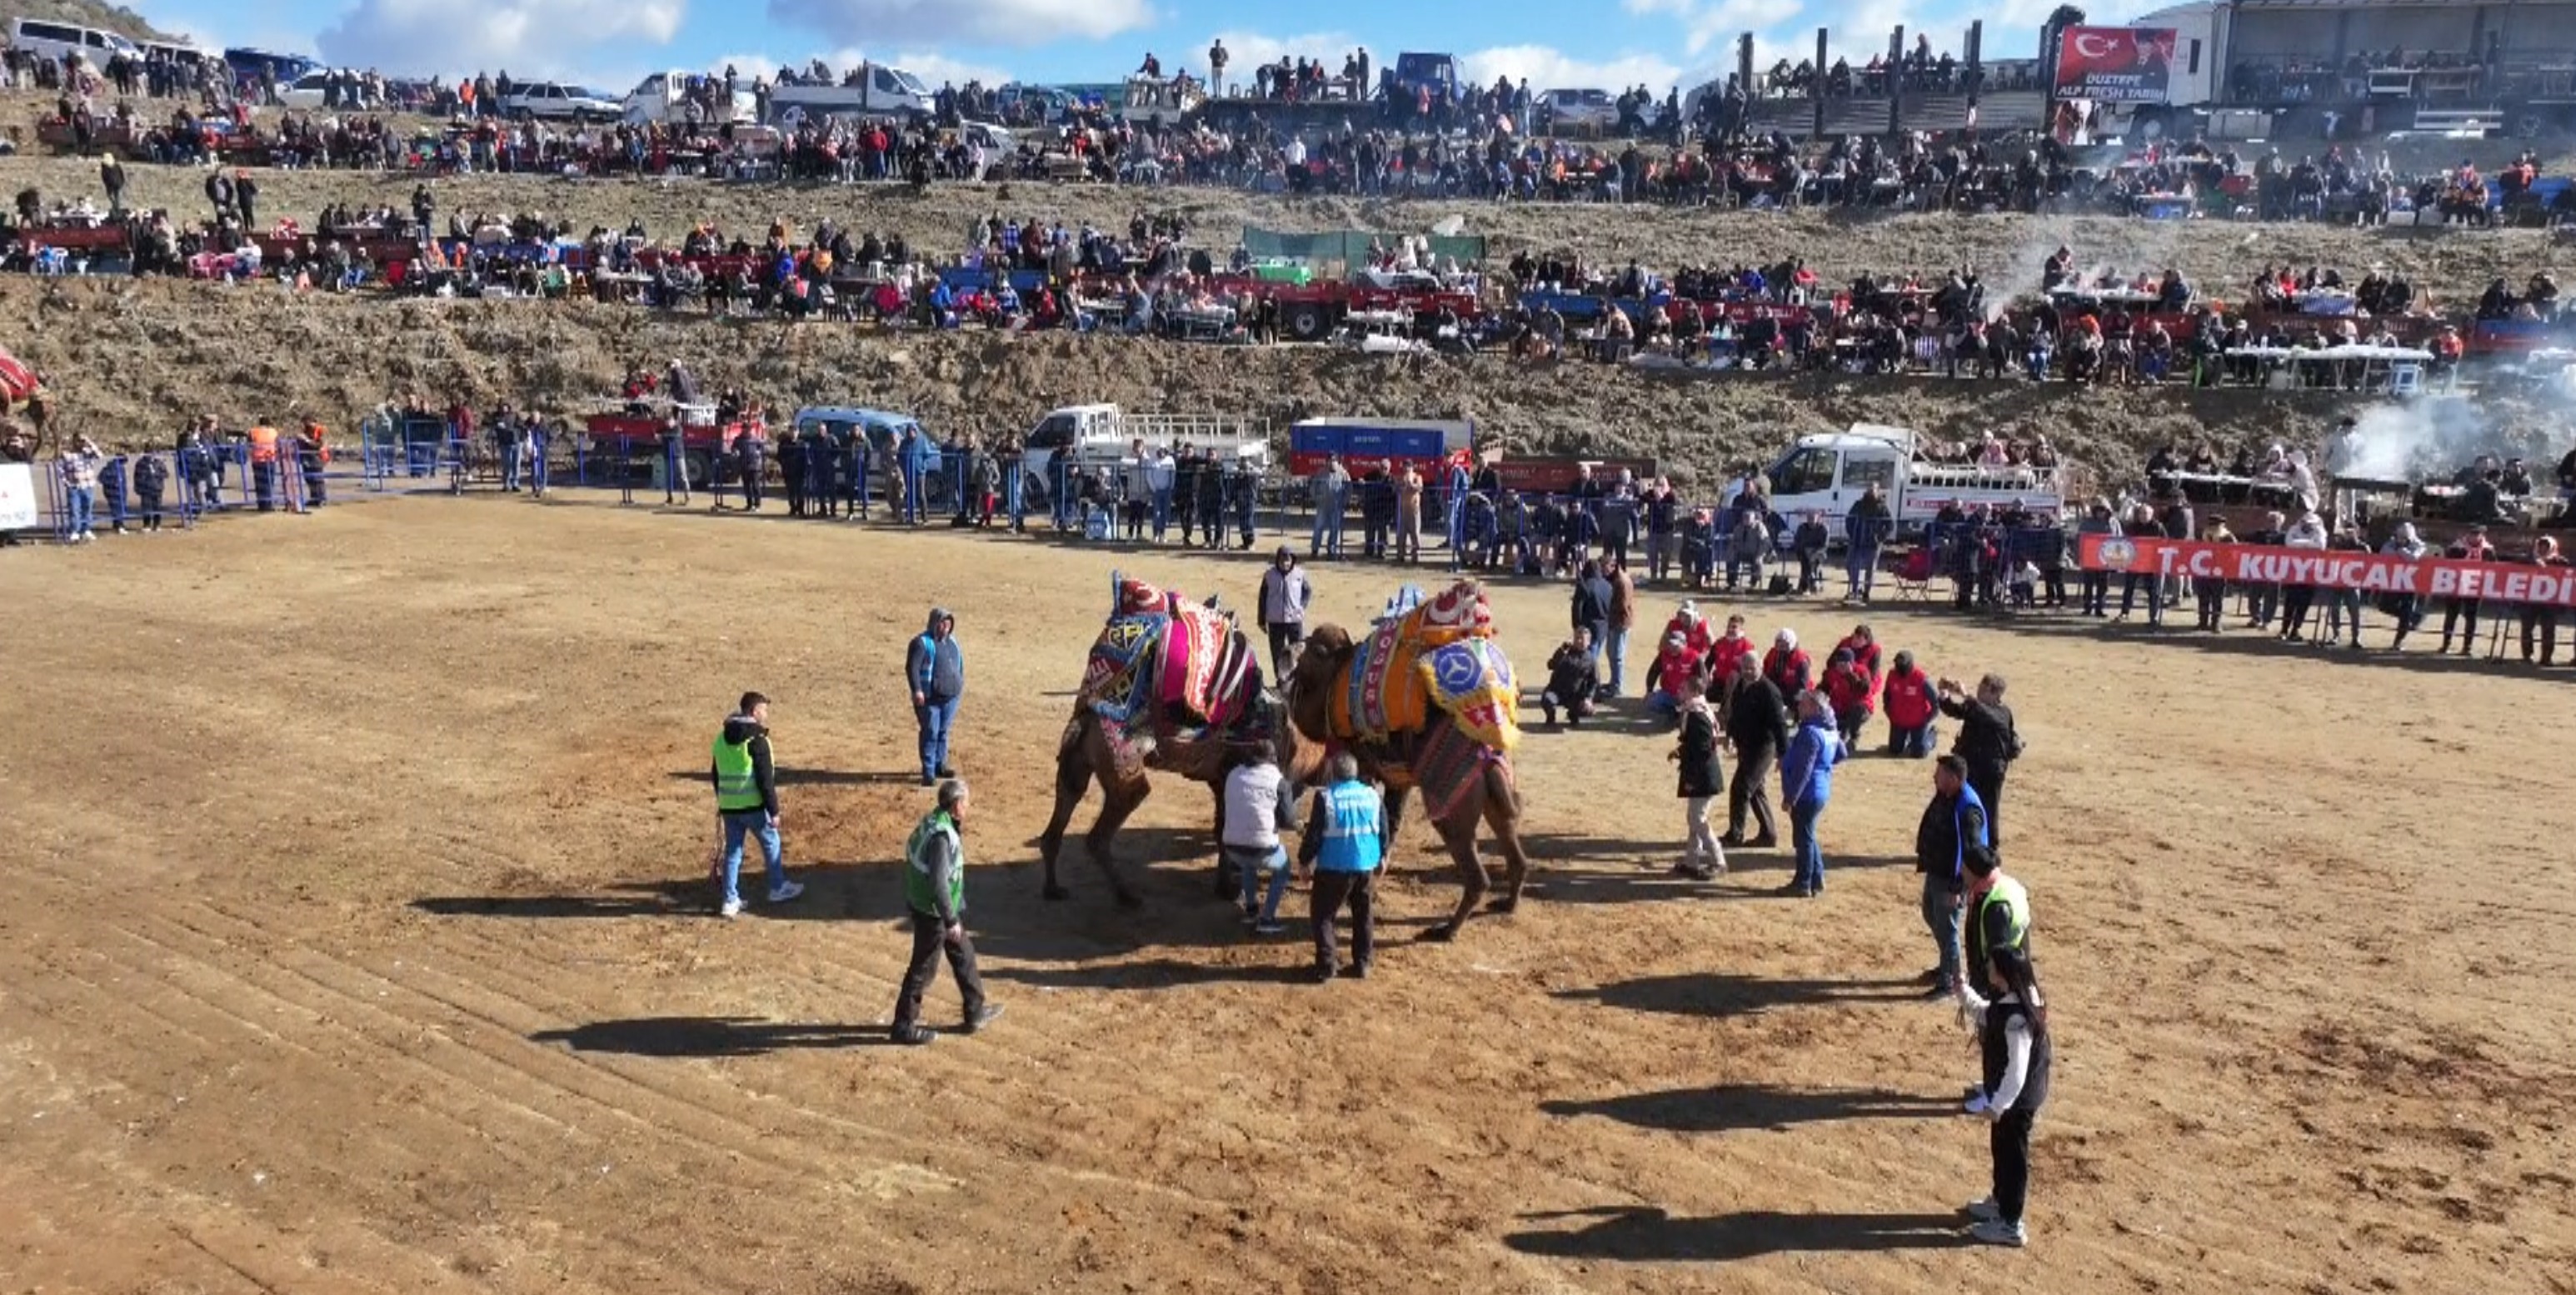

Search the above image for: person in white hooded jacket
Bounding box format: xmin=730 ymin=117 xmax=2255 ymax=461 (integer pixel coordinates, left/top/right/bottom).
xmin=2278 ymin=510 xmax=2331 ymax=642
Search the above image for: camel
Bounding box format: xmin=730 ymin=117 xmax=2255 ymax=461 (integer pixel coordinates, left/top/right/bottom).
xmin=1283 ymin=618 xmax=1533 ymax=942
xmin=1037 ymin=580 xmax=1325 ymax=906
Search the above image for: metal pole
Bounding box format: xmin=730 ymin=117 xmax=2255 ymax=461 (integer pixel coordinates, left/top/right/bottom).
xmin=1890 ymin=26 xmax=1906 ymax=138
xmin=1812 ymin=28 xmax=1828 ymax=139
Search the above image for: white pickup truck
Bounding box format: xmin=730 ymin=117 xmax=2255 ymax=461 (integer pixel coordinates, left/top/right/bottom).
xmin=622 ymin=71 xmax=756 ymax=125
xmin=1764 ymin=423 xmax=2066 ymax=542
xmin=766 ymin=62 xmax=935 ymax=122
xmin=1018 ymin=403 xmax=1270 ymax=504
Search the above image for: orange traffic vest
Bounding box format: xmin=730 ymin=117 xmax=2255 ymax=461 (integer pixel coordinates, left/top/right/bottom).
xmin=247 ymin=425 xmax=279 ymax=463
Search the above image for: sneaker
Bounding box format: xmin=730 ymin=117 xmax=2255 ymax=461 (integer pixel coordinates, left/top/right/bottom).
xmin=936 ymin=765 xmax=956 ymax=778
xmin=919 ymin=775 xmax=936 ymax=788
xmin=1747 ymin=835 xmax=1780 ymax=849
xmin=1964 ymin=1198 xmax=2003 ymax=1223
xmin=718 ymin=898 xmax=744 ymax=918
xmin=1922 ymin=982 xmax=1953 ymax=1001
xmin=961 ymin=1003 xmax=1004 ymax=1034
xmin=891 ymin=1025 xmax=936 ymax=1046
xmin=1917 ymin=967 xmax=1946 ymax=985
xmin=1241 ymin=904 xmax=1261 ymax=926
xmin=1253 ymin=920 xmax=1286 ymax=935
xmin=766 ymin=880 xmax=805 ymax=904
xmin=1339 ymin=962 xmax=1370 ymax=980
xmin=1969 ymin=1218 xmax=2026 ymax=1248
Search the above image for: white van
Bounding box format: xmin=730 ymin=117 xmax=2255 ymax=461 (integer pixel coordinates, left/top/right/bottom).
xmin=11 ymin=18 xmax=142 ymax=68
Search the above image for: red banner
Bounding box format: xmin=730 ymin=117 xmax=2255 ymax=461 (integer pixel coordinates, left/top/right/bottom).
xmin=2078 ymin=535 xmax=2576 ymax=608
xmin=2054 ymin=26 xmax=2177 ymax=104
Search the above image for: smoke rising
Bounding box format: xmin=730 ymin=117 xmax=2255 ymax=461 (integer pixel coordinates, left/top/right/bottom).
xmin=2331 ymin=396 xmax=2569 ymax=482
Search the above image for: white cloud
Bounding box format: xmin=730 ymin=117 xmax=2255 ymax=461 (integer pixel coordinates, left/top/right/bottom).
xmin=717 ymin=47 xmax=1011 ymax=87
xmin=1459 ymin=45 xmax=1686 ymax=94
xmin=316 ymin=0 xmax=685 ymax=78
xmin=1190 ymin=30 xmax=1361 ymax=82
xmin=1624 ymin=0 xmax=1804 ymax=57
xmin=765 ymin=0 xmax=1151 ymax=50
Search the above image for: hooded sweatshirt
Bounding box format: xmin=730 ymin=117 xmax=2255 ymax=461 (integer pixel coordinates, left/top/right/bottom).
xmin=909 ymin=609 xmax=965 ymax=701
xmin=709 ymin=713 xmax=779 ymax=815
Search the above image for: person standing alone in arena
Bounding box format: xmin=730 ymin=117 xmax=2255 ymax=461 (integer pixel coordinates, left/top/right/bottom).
xmin=890 ymin=778 xmax=1001 ymax=1045
xmin=1257 ymin=546 xmax=1311 ymax=682
xmin=708 ymin=692 xmax=805 ymax=918
xmin=908 ymin=609 xmax=965 ymax=787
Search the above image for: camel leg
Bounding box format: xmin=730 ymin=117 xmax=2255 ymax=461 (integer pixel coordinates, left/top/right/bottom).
xmin=1036 ymin=732 xmax=1091 ymax=901
xmin=1419 ymin=812 xmax=1488 ymax=943
xmin=1381 ymin=784 xmax=1411 ymax=870
xmin=1485 ymin=762 xmax=1531 ymax=914
xmin=1085 ymin=772 xmax=1150 ymax=909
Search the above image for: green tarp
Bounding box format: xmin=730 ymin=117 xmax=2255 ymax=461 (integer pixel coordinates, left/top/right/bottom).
xmin=1239 ymin=227 xmax=1485 ymax=267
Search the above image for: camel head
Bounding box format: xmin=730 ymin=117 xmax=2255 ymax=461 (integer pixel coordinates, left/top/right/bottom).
xmin=1284 ymin=623 xmax=1355 ymax=745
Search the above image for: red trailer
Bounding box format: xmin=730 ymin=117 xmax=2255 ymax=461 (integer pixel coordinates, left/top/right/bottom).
xmin=582 ymin=396 xmax=766 ymax=490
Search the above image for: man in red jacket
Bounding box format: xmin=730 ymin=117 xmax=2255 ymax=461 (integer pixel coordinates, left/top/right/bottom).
xmin=1762 ymin=628 xmax=1813 ymax=698
xmin=1835 ymin=622 xmax=1882 ymax=683
xmin=1882 ymin=649 xmax=1939 ymax=758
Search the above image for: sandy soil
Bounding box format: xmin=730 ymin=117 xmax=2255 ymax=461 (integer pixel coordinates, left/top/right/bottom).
xmin=2 ymin=492 xmax=2569 ymax=1292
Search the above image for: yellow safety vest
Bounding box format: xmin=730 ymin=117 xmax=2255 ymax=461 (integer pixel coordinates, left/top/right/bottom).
xmin=711 ymin=734 xmax=762 ymax=812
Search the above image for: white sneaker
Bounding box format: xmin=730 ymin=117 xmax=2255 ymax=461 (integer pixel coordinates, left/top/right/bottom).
xmin=1969 ymin=1218 xmax=2025 ymax=1248
xmin=718 ymin=898 xmax=744 ymax=918
xmin=1965 ymin=1198 xmax=2002 ymax=1223
xmin=766 ymin=880 xmax=805 ymax=904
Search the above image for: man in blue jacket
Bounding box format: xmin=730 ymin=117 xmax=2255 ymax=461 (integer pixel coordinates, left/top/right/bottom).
xmin=1297 ymin=752 xmax=1385 ymax=982
xmin=907 ymin=608 xmax=965 ymax=787
xmin=1779 ymin=689 xmax=1844 ymax=898
xmin=1915 ymin=754 xmax=1993 ymax=996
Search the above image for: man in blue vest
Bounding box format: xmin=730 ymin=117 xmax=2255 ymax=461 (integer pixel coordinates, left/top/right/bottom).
xmin=907 ymin=608 xmax=965 ymax=787
xmin=1296 ymin=752 xmax=1385 ymax=982
xmin=891 ymin=778 xmax=1000 ymax=1045
xmin=708 ymin=692 xmax=804 ymax=918
xmin=1915 ymin=754 xmax=1993 ymax=998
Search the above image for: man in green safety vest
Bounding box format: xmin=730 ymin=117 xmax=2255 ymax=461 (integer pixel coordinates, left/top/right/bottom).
xmin=1960 ymin=845 xmax=2032 ymax=1000
xmin=890 ymin=778 xmax=1000 ymax=1045
xmin=708 ymin=691 xmax=804 ymax=918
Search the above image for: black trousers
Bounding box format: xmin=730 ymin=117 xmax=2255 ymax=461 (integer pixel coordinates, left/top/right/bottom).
xmin=2520 ymin=608 xmax=2560 ymax=663
xmin=2441 ymin=598 xmax=2480 ymax=649
xmin=1727 ymin=748 xmax=1777 ymax=840
xmin=891 ymin=910 xmax=985 ymax=1031
xmin=1992 ymin=1106 xmax=2035 ymax=1225
xmin=1265 ymin=622 xmax=1304 ymax=680
xmin=740 ymin=462 xmax=764 ymax=508
xmin=2079 ymin=572 xmax=2109 ymax=616
xmin=1968 ymin=763 xmax=2006 ymax=849
xmin=1310 ymin=868 xmax=1375 ymax=971
xmin=2281 ymin=584 xmax=2317 ymax=637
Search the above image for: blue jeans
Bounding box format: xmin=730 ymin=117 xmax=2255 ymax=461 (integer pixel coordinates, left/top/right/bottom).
xmin=1311 ymin=501 xmax=1344 ymax=556
xmin=718 ymin=811 xmax=786 ymax=904
xmin=1151 ymin=485 xmax=1172 ymax=538
xmin=1604 ymin=627 xmax=1629 ymax=694
xmin=501 ymin=442 xmax=522 ymax=489
xmin=916 ymin=697 xmax=960 ymax=779
xmin=1789 ymin=798 xmax=1825 ymax=892
xmin=901 ymin=466 xmax=924 ymax=522
xmin=529 ymin=443 xmax=549 ymax=492
xmin=1005 ymin=468 xmax=1024 ymax=527
xmin=1847 ymin=547 xmax=1880 ymax=598
xmin=1230 ymin=842 xmax=1290 ymax=922
xmin=1922 ymin=872 xmax=1964 ymax=986
xmin=1888 ymin=721 xmax=1937 ymax=758
xmin=65 ymin=487 xmax=94 ymax=535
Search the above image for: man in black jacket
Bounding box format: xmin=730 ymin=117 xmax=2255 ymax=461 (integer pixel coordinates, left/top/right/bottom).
xmin=1720 ymin=654 xmax=1788 ymax=848
xmin=1937 ymin=673 xmax=2020 ymax=847
xmin=1916 ymin=754 xmax=1994 ymax=998
xmin=1570 ymin=560 xmax=1614 ymax=676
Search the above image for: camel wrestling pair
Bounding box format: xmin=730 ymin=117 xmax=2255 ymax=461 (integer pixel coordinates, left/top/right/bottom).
xmin=1038 ymin=575 xmax=1533 ymax=942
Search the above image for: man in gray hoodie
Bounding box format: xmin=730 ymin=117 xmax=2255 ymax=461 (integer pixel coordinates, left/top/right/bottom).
xmin=907 ymin=608 xmax=966 ymax=787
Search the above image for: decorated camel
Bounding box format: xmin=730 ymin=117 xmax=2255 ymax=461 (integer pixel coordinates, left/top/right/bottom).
xmin=1039 ymin=574 xmax=1325 ymax=906
xmin=1284 ymin=579 xmax=1532 ymax=942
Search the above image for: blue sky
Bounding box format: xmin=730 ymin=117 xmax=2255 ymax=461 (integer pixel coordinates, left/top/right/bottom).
xmin=130 ymin=0 xmax=2131 ymax=94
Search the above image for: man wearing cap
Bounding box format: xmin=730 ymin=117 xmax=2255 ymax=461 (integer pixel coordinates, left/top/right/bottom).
xmin=891 ymin=778 xmax=1001 ymax=1045
xmin=708 ymin=691 xmax=806 ymax=918
xmin=1257 ymin=546 xmax=1311 ymax=682
xmin=1720 ymin=653 xmax=1788 ymax=849
xmin=907 ymin=608 xmax=965 ymax=787
xmin=1955 ymin=844 xmax=2045 ymax=1248
xmin=1297 ymin=752 xmax=1385 ymax=981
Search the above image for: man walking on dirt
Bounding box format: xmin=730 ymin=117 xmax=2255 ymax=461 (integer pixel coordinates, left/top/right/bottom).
xmin=1721 ymin=654 xmax=1788 ymax=848
xmin=709 ymin=692 xmax=805 ymax=918
xmin=891 ymin=778 xmax=1001 ymax=1046
xmin=908 ymin=608 xmax=965 ymax=787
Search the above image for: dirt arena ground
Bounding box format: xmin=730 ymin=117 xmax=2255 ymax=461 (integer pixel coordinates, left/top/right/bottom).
xmin=4 ymin=494 xmax=2572 ymax=1292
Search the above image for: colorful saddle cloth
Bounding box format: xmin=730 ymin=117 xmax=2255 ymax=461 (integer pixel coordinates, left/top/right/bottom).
xmin=1328 ymin=580 xmax=1519 ymax=759
xmin=1080 ymin=578 xmax=1264 ymax=769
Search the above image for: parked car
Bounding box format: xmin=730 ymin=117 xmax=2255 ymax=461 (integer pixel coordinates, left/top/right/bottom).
xmin=10 ymin=17 xmax=141 ymax=70
xmin=276 ymin=68 xmax=334 ymax=110
xmin=1539 ymin=88 xmax=1618 ymax=136
xmin=501 ymin=82 xmax=622 ymax=122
